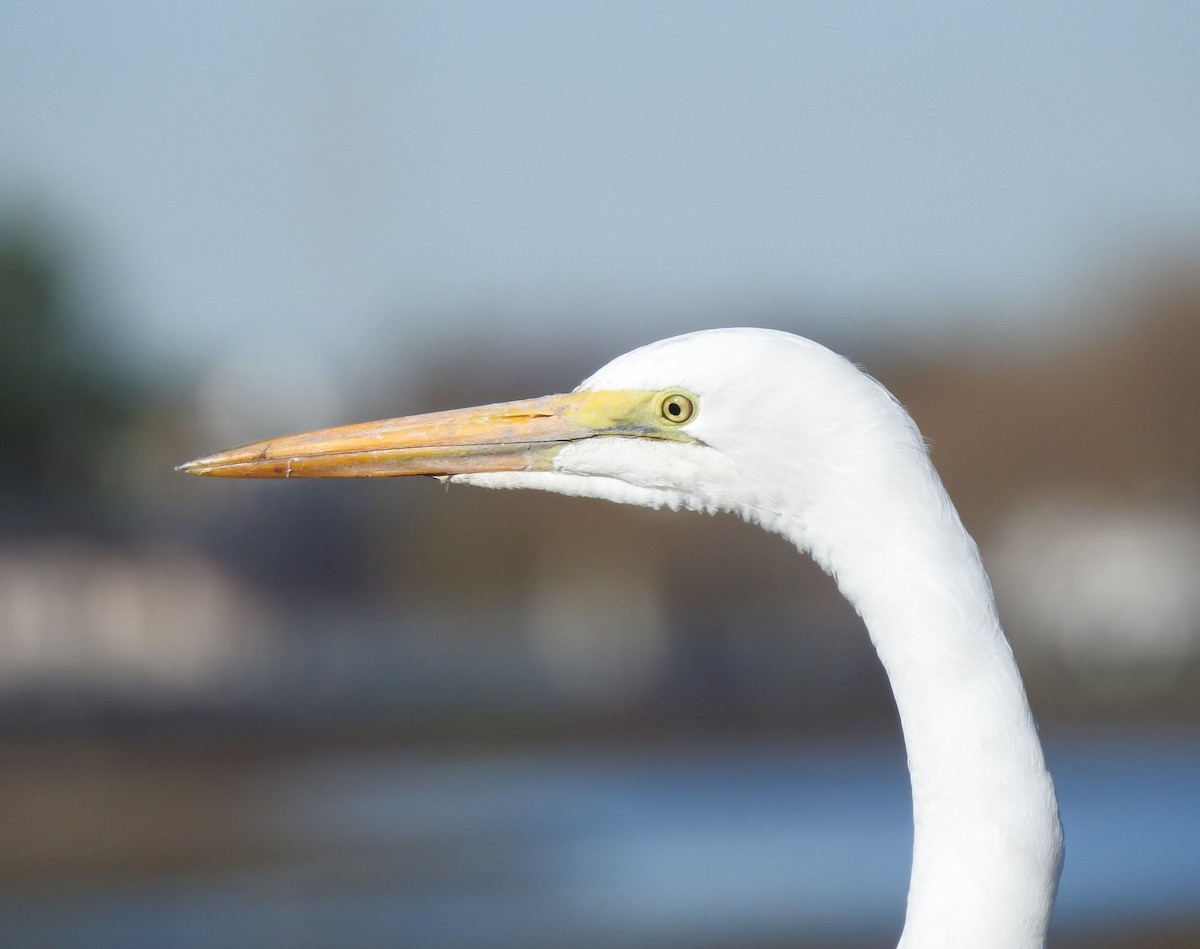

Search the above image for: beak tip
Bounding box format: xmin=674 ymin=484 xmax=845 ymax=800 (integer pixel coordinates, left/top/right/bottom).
xmin=176 ymin=457 xmax=213 ymax=476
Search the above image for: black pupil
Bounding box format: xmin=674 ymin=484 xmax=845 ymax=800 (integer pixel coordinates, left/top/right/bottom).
xmin=668 ymin=401 xmax=681 ymax=416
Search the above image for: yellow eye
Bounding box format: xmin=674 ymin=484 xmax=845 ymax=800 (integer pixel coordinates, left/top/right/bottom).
xmin=660 ymin=392 xmax=695 ymax=424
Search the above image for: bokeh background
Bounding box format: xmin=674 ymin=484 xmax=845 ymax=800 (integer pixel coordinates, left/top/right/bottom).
xmin=2 ymin=3 xmax=1199 ymax=947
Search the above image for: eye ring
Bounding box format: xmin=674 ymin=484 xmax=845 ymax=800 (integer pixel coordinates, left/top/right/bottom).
xmin=660 ymin=392 xmax=695 ymax=424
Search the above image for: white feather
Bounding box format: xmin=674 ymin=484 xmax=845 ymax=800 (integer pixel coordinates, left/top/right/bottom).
xmin=456 ymin=328 xmax=1063 ymax=948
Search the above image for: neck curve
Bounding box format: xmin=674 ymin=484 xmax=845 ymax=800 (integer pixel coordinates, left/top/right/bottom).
xmin=786 ymin=461 xmax=1063 ymax=948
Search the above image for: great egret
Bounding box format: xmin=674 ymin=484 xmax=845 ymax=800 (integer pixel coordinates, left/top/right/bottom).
xmin=181 ymin=328 xmax=1063 ymax=948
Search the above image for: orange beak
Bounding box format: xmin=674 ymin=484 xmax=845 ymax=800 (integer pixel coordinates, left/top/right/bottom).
xmin=177 ymin=389 xmax=687 ymax=479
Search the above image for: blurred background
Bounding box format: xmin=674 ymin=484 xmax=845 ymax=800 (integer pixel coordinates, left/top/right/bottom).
xmin=1 ymin=3 xmax=1199 ymax=947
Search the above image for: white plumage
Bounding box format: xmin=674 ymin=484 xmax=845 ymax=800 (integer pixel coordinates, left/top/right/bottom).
xmin=183 ymin=327 xmax=1064 ymax=948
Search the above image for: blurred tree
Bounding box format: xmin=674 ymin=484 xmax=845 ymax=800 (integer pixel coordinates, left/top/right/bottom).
xmin=0 ymin=228 xmax=139 ymax=518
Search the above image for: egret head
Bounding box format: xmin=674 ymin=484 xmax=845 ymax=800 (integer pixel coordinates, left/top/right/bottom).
xmin=180 ymin=328 xmax=921 ymax=545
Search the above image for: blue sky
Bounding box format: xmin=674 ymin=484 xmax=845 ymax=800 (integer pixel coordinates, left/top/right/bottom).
xmin=2 ymin=1 xmax=1198 ymax=382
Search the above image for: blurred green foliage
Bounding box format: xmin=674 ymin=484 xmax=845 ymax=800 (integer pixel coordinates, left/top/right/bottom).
xmin=0 ymin=230 xmax=139 ymax=508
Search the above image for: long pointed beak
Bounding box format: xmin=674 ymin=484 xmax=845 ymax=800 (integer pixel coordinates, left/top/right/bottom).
xmin=177 ymin=390 xmax=675 ymax=478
